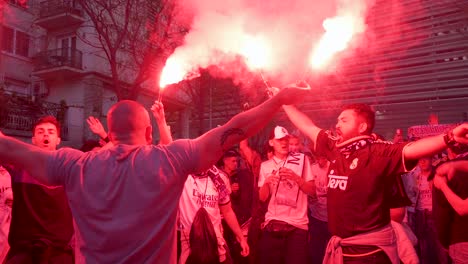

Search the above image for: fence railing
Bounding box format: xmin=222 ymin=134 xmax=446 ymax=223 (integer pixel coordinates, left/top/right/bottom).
xmin=0 ymin=93 xmax=68 ymax=139
xmin=34 ymin=48 xmax=83 ymax=71
xmin=39 ymin=0 xmax=83 ymax=18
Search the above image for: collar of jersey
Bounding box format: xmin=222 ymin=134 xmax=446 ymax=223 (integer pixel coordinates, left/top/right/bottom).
xmin=272 ymin=155 xmax=288 ymax=165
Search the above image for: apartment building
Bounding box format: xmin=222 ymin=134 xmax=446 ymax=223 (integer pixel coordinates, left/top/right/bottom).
xmin=0 ymin=0 xmax=189 ymax=147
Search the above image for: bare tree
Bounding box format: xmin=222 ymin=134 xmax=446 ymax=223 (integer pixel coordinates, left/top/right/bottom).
xmin=77 ymin=0 xmax=187 ymax=100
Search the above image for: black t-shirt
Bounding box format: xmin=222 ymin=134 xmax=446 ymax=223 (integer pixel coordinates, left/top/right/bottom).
xmin=5 ymin=166 xmax=74 ymax=248
xmin=316 ymin=130 xmax=415 ymax=238
xmin=229 ymin=169 xmax=254 ymax=225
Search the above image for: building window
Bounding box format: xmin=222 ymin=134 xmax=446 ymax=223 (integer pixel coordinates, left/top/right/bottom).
xmin=1 ymin=26 xmax=14 ymax=53
xmin=7 ymin=0 xmax=29 ymax=9
xmin=1 ymin=26 xmax=30 ymax=58
xmin=15 ymin=31 xmax=30 ymax=57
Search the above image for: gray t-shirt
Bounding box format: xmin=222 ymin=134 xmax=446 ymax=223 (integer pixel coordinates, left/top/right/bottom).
xmin=46 ymin=140 xmax=199 ymax=263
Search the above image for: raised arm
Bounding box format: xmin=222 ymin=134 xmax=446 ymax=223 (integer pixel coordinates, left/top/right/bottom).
xmin=403 ymin=123 xmax=468 ymax=160
xmin=151 ymin=100 xmax=173 ymax=145
xmin=0 ymin=131 xmax=51 ymax=183
xmin=193 ymin=85 xmax=309 ymax=172
xmin=282 ymin=105 xmax=321 ymax=150
xmin=86 ymin=116 xmax=108 ymax=141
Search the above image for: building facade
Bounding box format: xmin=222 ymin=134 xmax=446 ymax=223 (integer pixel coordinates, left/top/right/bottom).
xmin=0 ymin=0 xmax=190 ymax=147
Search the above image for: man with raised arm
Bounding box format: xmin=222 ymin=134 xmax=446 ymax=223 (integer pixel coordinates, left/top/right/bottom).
xmin=282 ymin=95 xmax=468 ymax=263
xmin=0 ymin=85 xmax=308 ymax=264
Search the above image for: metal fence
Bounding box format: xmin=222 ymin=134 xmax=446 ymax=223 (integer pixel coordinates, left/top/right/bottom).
xmin=39 ymin=0 xmax=83 ymax=18
xmin=34 ymin=48 xmax=83 ymax=71
xmin=0 ymin=92 xmax=68 ymax=139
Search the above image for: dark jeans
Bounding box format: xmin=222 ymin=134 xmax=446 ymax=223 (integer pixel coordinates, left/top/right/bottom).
xmin=409 ymin=210 xmax=449 ymax=264
xmin=307 ymin=216 xmax=331 ymax=264
xmin=343 ymin=250 xmax=391 ymax=264
xmin=223 ymin=220 xmax=249 ymax=264
xmin=259 ymin=224 xmax=308 ymax=264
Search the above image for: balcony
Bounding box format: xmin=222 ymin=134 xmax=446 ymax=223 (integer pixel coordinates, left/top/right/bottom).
xmin=0 ymin=92 xmax=68 ymax=139
xmin=35 ymin=0 xmax=85 ymax=30
xmin=33 ymin=48 xmax=84 ymax=79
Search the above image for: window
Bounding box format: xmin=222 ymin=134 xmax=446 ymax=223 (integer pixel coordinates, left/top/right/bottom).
xmin=15 ymin=31 xmax=29 ymax=57
xmin=1 ymin=26 xmax=30 ymax=57
xmin=7 ymin=0 xmax=29 ymax=9
xmin=1 ymin=26 xmax=14 ymax=53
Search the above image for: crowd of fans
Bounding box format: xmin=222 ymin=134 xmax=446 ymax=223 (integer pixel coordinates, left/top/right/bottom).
xmin=0 ymin=85 xmax=467 ymax=264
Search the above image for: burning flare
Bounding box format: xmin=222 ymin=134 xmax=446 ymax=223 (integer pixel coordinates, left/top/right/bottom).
xmin=159 ymin=57 xmax=191 ymax=88
xmin=240 ymin=35 xmax=271 ymax=71
xmin=310 ymin=14 xmax=364 ymax=70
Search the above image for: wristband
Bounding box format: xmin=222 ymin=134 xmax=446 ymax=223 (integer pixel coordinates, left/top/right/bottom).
xmin=443 ymin=130 xmax=456 ymax=147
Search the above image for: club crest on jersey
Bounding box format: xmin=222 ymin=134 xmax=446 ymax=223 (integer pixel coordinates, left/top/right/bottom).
xmin=327 ymin=175 xmax=348 ymax=190
xmin=350 ymin=158 xmax=359 ymax=169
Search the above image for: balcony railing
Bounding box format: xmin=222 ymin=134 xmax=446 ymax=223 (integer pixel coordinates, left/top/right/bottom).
xmin=0 ymin=92 xmax=68 ymax=139
xmin=34 ymin=48 xmax=83 ymax=71
xmin=39 ymin=0 xmax=83 ymax=18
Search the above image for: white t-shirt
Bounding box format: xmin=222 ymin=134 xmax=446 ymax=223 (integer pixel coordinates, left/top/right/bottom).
xmin=0 ymin=166 xmax=12 ymax=261
xmin=258 ymin=153 xmax=313 ymax=230
xmin=178 ymin=174 xmax=231 ymax=234
xmin=308 ymin=162 xmax=329 ymax=222
xmin=0 ymin=166 xmax=12 ymax=224
xmin=416 ymin=173 xmax=432 ymax=211
xmin=178 ymin=171 xmax=231 ymax=264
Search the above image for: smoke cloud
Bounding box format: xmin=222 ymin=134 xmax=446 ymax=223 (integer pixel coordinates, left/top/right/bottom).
xmin=167 ymin=0 xmax=376 ymax=86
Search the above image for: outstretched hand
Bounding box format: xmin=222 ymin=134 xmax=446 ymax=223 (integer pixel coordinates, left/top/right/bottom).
xmin=86 ymin=116 xmax=107 ymax=139
xmin=274 ymin=81 xmax=311 ymax=106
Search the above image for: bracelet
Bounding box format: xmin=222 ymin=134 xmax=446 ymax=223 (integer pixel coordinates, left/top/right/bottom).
xmin=443 ymin=130 xmax=456 ymax=147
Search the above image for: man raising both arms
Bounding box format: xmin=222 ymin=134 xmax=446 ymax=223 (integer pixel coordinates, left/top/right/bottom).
xmin=0 ymin=85 xmax=308 ymax=263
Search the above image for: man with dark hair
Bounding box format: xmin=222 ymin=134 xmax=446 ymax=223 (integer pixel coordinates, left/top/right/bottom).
xmin=219 ymin=149 xmax=254 ymax=264
xmin=2 ymin=116 xmax=74 ymax=263
xmin=0 ymin=86 xmax=309 ymax=263
xmin=288 ymin=134 xmax=304 ymax=153
xmin=405 ymin=156 xmax=448 ymax=263
xmin=282 ymin=100 xmax=468 ymax=263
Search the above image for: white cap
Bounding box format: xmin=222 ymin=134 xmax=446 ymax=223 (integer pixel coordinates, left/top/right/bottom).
xmin=270 ymin=126 xmax=290 ymax=139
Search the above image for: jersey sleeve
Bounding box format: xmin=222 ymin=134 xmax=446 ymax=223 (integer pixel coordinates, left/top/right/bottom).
xmin=160 ymin=139 xmax=201 ymax=181
xmin=379 ymin=142 xmax=417 ymax=176
xmin=315 ymin=130 xmax=337 ymax=161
